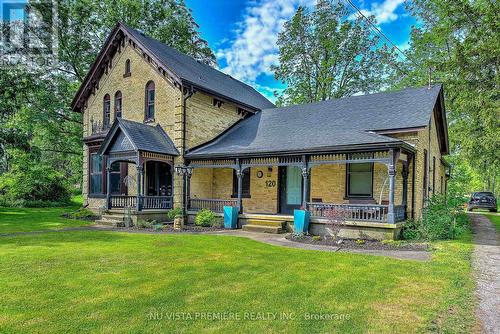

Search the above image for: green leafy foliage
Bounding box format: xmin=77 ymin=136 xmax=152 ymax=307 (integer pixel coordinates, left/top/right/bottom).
xmin=402 ymin=194 xmax=469 ymax=241
xmin=395 ymin=0 xmax=499 ymax=194
xmin=0 ymin=163 xmax=70 ymax=203
xmin=167 ymin=207 xmax=183 ymax=221
xmin=136 ymin=219 xmax=154 ymax=229
xmin=194 ymin=209 xmax=217 ymax=227
xmin=273 ymin=0 xmax=396 ymax=105
xmin=0 ymin=0 xmax=215 ymax=205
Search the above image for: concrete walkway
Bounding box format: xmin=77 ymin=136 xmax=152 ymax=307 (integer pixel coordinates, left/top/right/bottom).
xmin=209 ymin=230 xmax=430 ymax=261
xmin=469 ymin=213 xmax=500 ymax=334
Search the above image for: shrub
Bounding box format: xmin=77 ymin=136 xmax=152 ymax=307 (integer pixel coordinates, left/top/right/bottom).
xmin=312 ymin=235 xmax=322 ymax=241
xmin=153 ymin=223 xmax=164 ymax=231
xmin=167 ymin=207 xmax=183 ymax=221
xmin=136 ymin=219 xmax=153 ymax=229
xmin=402 ymin=194 xmax=470 ymax=241
xmin=195 ymin=209 xmax=217 ymax=227
xmin=355 ymin=239 xmax=366 ymax=245
xmin=62 ymin=208 xmax=98 ymax=221
xmin=0 ymin=165 xmax=70 ymax=203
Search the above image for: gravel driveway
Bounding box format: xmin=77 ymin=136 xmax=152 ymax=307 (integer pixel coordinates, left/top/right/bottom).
xmin=469 ymin=213 xmax=500 ymax=334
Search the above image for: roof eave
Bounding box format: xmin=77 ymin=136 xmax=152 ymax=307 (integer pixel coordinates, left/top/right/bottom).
xmin=180 ymin=78 xmax=268 ymax=112
xmin=186 ymin=141 xmax=415 ymax=160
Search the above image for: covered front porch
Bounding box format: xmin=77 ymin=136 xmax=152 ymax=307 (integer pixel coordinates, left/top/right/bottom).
xmin=97 ymin=118 xmax=179 ymax=217
xmin=185 ymin=148 xmax=413 ymax=239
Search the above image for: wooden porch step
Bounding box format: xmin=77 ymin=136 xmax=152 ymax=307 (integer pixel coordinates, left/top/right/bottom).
xmin=242 ymin=224 xmax=284 ymax=234
xmin=246 ymin=219 xmax=285 ymax=228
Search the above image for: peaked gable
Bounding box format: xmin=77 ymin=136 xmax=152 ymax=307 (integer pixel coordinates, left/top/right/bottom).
xmin=72 ymin=22 xmax=274 ymax=113
xmin=99 ymin=118 xmax=179 ymax=156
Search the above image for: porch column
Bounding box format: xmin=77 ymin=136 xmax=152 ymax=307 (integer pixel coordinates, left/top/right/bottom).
xmin=136 ymin=165 xmax=143 ymax=211
xmin=185 ymin=167 xmax=192 ymax=211
xmin=401 ymin=163 xmax=409 ymax=219
xmin=387 ymin=159 xmax=396 ymax=224
xmin=301 ymin=167 xmax=310 ymax=209
xmin=236 ymin=169 xmax=243 ymax=213
xmin=105 ymin=165 xmax=111 ymax=209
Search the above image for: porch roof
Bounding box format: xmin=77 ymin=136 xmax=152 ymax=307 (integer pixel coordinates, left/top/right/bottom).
xmin=98 ymin=118 xmax=179 ymax=156
xmin=186 ymin=85 xmax=442 ymax=159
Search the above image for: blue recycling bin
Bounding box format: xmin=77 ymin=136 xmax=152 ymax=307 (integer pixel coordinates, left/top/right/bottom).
xmin=223 ymin=206 xmax=239 ymax=229
xmin=293 ymin=209 xmax=310 ymax=233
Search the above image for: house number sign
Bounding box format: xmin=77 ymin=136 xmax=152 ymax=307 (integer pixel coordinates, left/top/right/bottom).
xmin=265 ymin=180 xmax=276 ymax=188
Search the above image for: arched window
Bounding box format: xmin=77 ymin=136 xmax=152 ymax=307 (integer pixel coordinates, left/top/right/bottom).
xmin=114 ymin=91 xmax=122 ymax=119
xmin=124 ymin=59 xmax=131 ymax=77
xmin=145 ymin=81 xmax=155 ymax=121
xmin=103 ymin=94 xmax=111 ymax=128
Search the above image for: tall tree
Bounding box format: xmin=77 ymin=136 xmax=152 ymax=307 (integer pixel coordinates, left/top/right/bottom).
xmin=273 ymin=0 xmax=397 ymax=105
xmin=396 ymin=0 xmax=499 ymax=193
xmin=0 ymin=0 xmax=215 ymax=198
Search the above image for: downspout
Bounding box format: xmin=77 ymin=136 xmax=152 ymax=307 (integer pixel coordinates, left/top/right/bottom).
xmin=182 ymin=85 xmax=195 ymax=156
xmin=181 ymin=85 xmax=194 ymax=217
xmin=411 ymin=153 xmax=416 ymax=219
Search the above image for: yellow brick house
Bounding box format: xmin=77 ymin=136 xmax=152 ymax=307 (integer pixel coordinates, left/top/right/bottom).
xmin=73 ymin=23 xmax=449 ymax=239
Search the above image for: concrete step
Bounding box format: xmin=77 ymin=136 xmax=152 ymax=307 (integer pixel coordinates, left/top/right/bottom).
xmin=101 ymin=214 xmax=126 ymax=221
xmin=95 ymin=219 xmax=121 ymax=227
xmin=246 ymin=219 xmax=285 ymax=228
xmin=242 ymin=224 xmax=283 ymax=234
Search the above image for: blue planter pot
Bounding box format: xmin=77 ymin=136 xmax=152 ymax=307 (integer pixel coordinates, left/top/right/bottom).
xmin=223 ymin=206 xmax=239 ymax=229
xmin=293 ymin=209 xmax=310 ymax=234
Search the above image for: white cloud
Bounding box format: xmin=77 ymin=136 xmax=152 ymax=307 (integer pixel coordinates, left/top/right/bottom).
xmin=216 ymin=0 xmax=308 ymax=85
xmin=352 ymin=0 xmax=405 ymax=24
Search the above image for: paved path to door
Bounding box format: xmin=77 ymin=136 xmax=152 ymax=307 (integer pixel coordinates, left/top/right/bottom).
xmin=208 ymin=229 xmax=430 ymax=261
xmin=469 ymin=213 xmax=500 ymax=334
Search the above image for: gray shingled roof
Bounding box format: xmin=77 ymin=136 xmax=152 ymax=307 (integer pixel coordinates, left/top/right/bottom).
xmin=99 ymin=118 xmax=179 ymax=156
xmin=186 ymin=85 xmax=442 ymax=158
xmin=122 ymin=24 xmax=275 ymax=110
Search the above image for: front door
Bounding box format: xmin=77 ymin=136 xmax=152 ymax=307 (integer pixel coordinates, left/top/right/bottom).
xmin=279 ymin=166 xmax=303 ymax=214
xmin=146 ymin=161 xmax=172 ymax=196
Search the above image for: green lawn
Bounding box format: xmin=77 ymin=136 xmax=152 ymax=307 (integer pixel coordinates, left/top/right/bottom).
xmin=482 ymin=212 xmax=500 ymax=234
xmin=0 ymin=206 xmax=91 ymax=234
xmin=0 ymin=207 xmax=476 ymax=333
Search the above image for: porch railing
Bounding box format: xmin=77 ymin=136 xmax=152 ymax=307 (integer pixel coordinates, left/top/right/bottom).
xmin=109 ymin=195 xmax=172 ymax=210
xmin=141 ymin=196 xmax=173 ymax=210
xmin=189 ymin=198 xmax=238 ymax=213
xmin=306 ymin=203 xmax=406 ymax=223
xmin=110 ymin=195 xmax=136 ymax=209
xmin=90 ymin=119 xmax=110 ymax=135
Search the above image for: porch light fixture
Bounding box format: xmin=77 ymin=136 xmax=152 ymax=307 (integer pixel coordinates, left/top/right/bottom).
xmin=174 ymin=165 xmax=193 ymax=176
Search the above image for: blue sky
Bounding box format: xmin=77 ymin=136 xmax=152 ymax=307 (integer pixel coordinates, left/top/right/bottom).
xmin=185 ymin=0 xmax=416 ymax=101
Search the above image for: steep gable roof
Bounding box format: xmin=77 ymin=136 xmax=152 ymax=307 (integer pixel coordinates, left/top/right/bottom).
xmin=186 ymin=85 xmax=447 ymax=159
xmin=72 ymin=22 xmax=274 ymax=112
xmin=122 ymin=25 xmax=275 ymax=110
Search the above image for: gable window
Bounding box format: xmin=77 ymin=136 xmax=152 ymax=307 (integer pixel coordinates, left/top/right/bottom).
xmin=232 ymin=169 xmax=251 ymax=198
xmin=103 ymin=94 xmax=111 ymax=128
xmin=114 ymin=91 xmax=122 ymax=119
xmin=89 ymin=153 xmax=103 ymax=195
xmin=124 ymin=59 xmax=131 ymax=77
xmin=145 ymin=81 xmax=155 ymax=121
xmin=346 ymin=158 xmax=373 ymax=198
